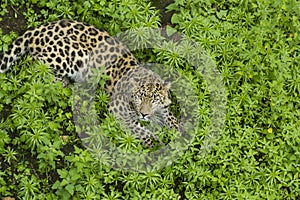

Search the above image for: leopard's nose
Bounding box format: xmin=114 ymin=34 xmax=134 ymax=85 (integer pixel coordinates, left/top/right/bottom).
xmin=140 ymin=113 xmax=149 ymax=120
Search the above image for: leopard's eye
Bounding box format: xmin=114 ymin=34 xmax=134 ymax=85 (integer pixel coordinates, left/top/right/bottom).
xmin=152 ymin=96 xmax=160 ymax=103
xmin=136 ymin=93 xmax=142 ymax=101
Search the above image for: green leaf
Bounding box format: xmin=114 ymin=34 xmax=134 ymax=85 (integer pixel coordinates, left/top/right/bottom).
xmin=216 ymin=10 xmax=228 ymax=19
xmin=57 ymin=169 xmax=68 ymax=179
xmin=52 ymin=181 xmax=61 ymax=189
xmin=171 ymin=13 xmax=181 ymax=24
xmin=65 ymin=184 xmax=74 ymax=196
xmin=166 ymin=25 xmax=177 ymax=36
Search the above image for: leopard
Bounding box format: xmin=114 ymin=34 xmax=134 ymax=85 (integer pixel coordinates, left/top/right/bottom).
xmin=0 ymin=19 xmax=179 ymax=147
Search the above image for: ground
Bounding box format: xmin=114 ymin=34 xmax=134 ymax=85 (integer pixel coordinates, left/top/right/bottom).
xmin=0 ymin=6 xmax=27 ymax=35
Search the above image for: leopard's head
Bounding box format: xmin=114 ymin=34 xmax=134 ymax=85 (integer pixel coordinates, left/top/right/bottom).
xmin=130 ymin=81 xmax=171 ymax=123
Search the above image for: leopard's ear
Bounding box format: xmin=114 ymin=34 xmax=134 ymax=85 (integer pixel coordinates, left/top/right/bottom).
xmin=163 ymin=82 xmax=171 ymax=90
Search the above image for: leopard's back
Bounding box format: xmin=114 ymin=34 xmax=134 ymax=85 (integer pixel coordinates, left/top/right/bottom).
xmin=0 ymin=19 xmax=138 ymax=91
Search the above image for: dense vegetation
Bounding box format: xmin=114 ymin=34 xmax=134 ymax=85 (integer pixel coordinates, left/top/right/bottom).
xmin=0 ymin=0 xmax=299 ymax=199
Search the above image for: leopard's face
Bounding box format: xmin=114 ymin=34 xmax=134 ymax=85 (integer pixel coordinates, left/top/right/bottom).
xmin=130 ymin=81 xmax=171 ymax=123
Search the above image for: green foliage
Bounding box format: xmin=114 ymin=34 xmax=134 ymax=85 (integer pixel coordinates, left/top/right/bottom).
xmin=0 ymin=0 xmax=23 ymax=20
xmin=20 ymin=0 xmax=160 ymax=34
xmin=0 ymin=29 xmax=18 ymax=52
xmin=0 ymin=0 xmax=299 ymax=199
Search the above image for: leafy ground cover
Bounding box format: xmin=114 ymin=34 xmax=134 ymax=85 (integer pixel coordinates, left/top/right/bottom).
xmin=0 ymin=0 xmax=299 ymax=199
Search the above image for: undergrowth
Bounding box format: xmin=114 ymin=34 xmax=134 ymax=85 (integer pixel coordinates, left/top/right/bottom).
xmin=0 ymin=0 xmax=299 ymax=199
